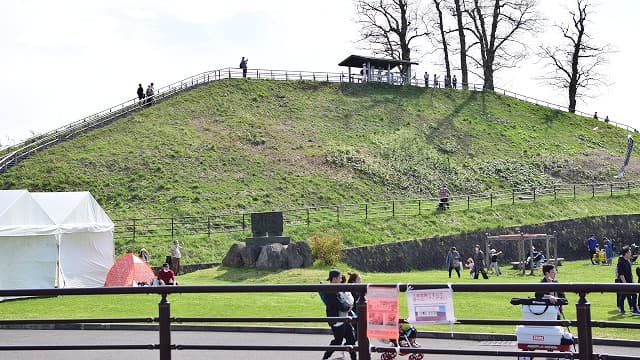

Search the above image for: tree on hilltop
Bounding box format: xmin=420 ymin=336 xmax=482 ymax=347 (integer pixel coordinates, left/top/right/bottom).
xmin=354 ymin=0 xmax=430 ymax=78
xmin=539 ymin=0 xmax=612 ymax=113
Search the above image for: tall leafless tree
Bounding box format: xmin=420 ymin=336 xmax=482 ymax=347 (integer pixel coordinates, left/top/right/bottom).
xmin=432 ymin=0 xmax=452 ymax=85
xmin=465 ymin=0 xmax=539 ymax=90
xmin=354 ymin=0 xmax=429 ymax=77
xmin=452 ymin=0 xmax=469 ymax=88
xmin=539 ymin=0 xmax=611 ymax=113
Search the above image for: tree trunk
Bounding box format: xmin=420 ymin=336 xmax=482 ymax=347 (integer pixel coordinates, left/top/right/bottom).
xmin=434 ymin=0 xmax=451 ymax=84
xmin=453 ymin=0 xmax=469 ymax=89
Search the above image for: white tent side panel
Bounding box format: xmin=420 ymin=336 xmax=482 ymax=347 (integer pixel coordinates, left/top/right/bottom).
xmin=0 ymin=234 xmax=57 ymax=301
xmin=59 ymin=231 xmax=115 ymax=288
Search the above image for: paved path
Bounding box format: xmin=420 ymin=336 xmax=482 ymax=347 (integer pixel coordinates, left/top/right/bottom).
xmin=0 ymin=329 xmax=638 ymax=359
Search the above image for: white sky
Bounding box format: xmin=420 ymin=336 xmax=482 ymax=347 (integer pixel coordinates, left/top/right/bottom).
xmin=1 ymin=0 xmax=637 ymax=147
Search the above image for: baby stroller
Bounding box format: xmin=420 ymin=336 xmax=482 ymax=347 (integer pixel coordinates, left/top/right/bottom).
xmin=380 ymin=320 xmax=423 ymax=360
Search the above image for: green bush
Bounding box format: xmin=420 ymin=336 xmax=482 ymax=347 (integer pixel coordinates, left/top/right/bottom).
xmin=310 ymin=233 xmax=343 ymax=266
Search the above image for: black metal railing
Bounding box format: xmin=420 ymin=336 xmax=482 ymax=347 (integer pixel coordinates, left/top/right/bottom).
xmin=113 ymin=180 xmax=640 ymax=244
xmin=1 ymin=283 xmax=639 ymax=360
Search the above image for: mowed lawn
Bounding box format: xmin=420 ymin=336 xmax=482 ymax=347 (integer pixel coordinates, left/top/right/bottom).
xmin=0 ymin=259 xmax=637 ymax=340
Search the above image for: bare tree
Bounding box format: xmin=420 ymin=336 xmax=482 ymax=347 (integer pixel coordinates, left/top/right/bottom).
xmin=432 ymin=0 xmax=452 ymax=85
xmin=539 ymin=0 xmax=611 ymax=113
xmin=453 ymin=0 xmax=469 ymax=88
xmin=354 ymin=0 xmax=429 ymax=77
xmin=465 ymin=0 xmax=539 ymax=90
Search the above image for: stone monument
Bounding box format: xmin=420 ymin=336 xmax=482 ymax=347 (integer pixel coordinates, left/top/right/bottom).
xmin=245 ymin=211 xmax=290 ymax=246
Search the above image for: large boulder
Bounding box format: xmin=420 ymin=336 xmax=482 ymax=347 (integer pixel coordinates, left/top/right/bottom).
xmin=256 ymin=243 xmax=287 ymax=270
xmin=240 ymin=245 xmax=261 ymax=267
xmin=222 ymin=242 xmax=246 ymax=267
xmin=285 ymin=241 xmax=313 ymax=268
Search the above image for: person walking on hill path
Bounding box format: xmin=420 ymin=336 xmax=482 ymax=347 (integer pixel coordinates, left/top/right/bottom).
xmin=137 ymin=84 xmax=145 ymax=103
xmin=145 ymin=83 xmax=155 ymax=106
xmin=424 ymin=71 xmax=429 ymax=87
xmin=240 ymin=57 xmax=248 ymax=78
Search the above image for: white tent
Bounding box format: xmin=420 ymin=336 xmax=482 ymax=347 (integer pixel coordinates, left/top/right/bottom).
xmin=0 ymin=190 xmax=114 ymax=300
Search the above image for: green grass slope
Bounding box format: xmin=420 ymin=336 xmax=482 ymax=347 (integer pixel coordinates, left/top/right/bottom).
xmin=1 ymin=79 xmax=638 ymax=262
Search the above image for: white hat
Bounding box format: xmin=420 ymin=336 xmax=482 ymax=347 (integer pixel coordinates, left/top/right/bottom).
xmin=490 ymin=249 xmax=496 ymax=253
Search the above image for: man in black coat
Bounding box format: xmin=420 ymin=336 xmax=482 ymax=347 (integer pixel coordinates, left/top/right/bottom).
xmin=616 ymin=246 xmax=640 ymax=315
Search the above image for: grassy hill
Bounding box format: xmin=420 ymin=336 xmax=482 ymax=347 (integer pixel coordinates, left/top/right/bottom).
xmin=1 ymin=79 xmax=638 ymax=263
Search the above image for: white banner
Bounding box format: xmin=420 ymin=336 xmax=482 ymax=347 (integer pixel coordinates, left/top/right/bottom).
xmin=406 ymin=288 xmax=455 ymax=324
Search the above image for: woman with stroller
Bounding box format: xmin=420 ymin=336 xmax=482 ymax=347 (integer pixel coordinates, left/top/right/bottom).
xmin=445 ymin=246 xmax=461 ymax=278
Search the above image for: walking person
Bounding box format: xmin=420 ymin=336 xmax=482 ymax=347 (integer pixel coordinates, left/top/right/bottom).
xmin=169 ymin=240 xmax=183 ymax=275
xmin=445 ymin=246 xmax=461 ymax=278
xmin=145 ymin=82 xmax=155 ymax=106
xmin=472 ymin=244 xmax=489 ymax=279
xmin=587 ymin=234 xmax=598 ymax=264
xmin=438 ymin=184 xmax=450 ymax=210
xmin=616 ymin=245 xmax=640 ymax=315
xmin=423 ymin=71 xmax=429 ymax=87
xmin=321 ymin=269 xmax=357 ymax=360
xmin=137 ymin=84 xmax=145 ymax=103
xmin=452 ymin=75 xmax=457 ymax=89
xmin=239 ymin=57 xmax=248 ymax=78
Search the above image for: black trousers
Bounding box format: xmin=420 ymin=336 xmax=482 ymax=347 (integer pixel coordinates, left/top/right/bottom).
xmin=473 ymin=267 xmax=489 ymax=279
xmin=323 ymin=323 xmax=356 ymax=360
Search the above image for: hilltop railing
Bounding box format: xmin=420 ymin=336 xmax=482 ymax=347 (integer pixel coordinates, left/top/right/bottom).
xmin=1 ymin=67 xmax=635 ymax=173
xmin=113 ymin=180 xmax=640 ymax=245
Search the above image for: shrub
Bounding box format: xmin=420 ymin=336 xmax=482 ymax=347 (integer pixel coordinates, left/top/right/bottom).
xmin=310 ymin=233 xmax=343 ymax=266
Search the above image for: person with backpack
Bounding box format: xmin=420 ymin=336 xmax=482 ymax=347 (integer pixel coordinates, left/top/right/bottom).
xmin=445 ymin=246 xmax=461 ymax=278
xmin=239 ymin=57 xmax=248 ymax=78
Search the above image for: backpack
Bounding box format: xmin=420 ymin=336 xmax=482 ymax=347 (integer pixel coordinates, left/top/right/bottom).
xmin=239 ymin=62 xmax=243 ymax=69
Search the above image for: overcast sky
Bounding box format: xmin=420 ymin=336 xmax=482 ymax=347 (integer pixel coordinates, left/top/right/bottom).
xmin=1 ymin=0 xmax=637 ymax=148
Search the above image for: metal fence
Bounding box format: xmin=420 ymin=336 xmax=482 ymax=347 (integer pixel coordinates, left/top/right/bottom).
xmin=0 ymin=283 xmax=638 ymax=360
xmin=113 ymin=181 xmax=640 ymax=244
xmin=1 ymin=65 xmax=635 ymax=173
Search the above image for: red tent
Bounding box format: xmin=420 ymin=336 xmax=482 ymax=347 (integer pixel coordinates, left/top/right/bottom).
xmin=104 ymin=253 xmax=155 ymax=287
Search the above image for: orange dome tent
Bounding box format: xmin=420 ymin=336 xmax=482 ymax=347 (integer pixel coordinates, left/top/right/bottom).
xmin=104 ymin=253 xmax=155 ymax=287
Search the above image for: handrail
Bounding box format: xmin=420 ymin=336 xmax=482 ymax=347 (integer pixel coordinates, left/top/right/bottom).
xmin=1 ymin=66 xmax=635 ymax=172
xmin=1 ymin=282 xmax=639 ymax=360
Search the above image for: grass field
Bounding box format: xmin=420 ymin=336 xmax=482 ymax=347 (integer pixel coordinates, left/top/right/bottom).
xmin=1 ymin=259 xmax=637 ymax=340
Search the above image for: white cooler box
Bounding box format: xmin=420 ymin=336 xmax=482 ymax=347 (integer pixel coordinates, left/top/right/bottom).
xmin=516 ymin=325 xmax=568 ymax=349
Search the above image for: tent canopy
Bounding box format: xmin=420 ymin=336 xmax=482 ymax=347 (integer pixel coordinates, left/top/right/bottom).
xmin=0 ymin=190 xmax=114 ymax=299
xmin=105 ymin=253 xmax=155 ymax=287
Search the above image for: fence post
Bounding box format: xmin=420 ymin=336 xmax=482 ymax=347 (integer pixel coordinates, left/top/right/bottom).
xmin=490 ymin=192 xmax=493 ymax=207
xmin=574 ymin=185 xmax=576 ymax=199
xmin=242 ymin=213 xmax=246 ymax=231
xmin=336 ymin=206 xmax=340 ymax=223
xmin=512 ymin=189 xmax=515 ymax=205
xmin=467 ymin=195 xmax=470 ymax=210
xmin=158 ymin=293 xmax=172 ymax=360
xmin=533 ymin=187 xmax=536 ymax=201
xmin=171 ymin=218 xmax=175 ymax=241
xmin=575 ymin=292 xmax=593 ymax=360
xmin=365 ymin=204 xmax=368 ymax=222
xmin=356 ymin=294 xmax=370 ymax=360
xmin=207 ymin=216 xmax=211 ymax=239
xmin=592 ymin=184 xmax=595 ymax=198
xmin=392 ymin=200 xmax=395 ymax=217
xmin=628 ymin=182 xmax=631 ymax=196
xmin=132 ymin=219 xmax=136 ymax=243
xmin=418 ymin=200 xmax=421 ymax=216
xmin=553 ymin=185 xmax=557 ymax=201
xmin=306 ymin=208 xmax=310 ymax=226
xmin=610 ymin=183 xmax=613 ymax=197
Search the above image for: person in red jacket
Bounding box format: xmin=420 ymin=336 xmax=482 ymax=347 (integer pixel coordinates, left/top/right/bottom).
xmin=157 ymin=263 xmax=176 ymax=285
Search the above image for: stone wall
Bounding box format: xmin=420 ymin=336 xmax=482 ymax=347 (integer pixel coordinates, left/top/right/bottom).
xmin=342 ymin=214 xmax=640 ymax=272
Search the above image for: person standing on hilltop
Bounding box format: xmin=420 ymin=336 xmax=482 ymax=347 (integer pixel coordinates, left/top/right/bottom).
xmin=240 ymin=57 xmax=248 ymax=78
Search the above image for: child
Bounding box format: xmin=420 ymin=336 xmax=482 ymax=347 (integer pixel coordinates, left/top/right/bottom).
xmin=464 ymin=257 xmax=475 ymax=279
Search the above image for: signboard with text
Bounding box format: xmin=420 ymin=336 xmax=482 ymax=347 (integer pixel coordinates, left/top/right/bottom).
xmin=407 ymin=288 xmax=455 ymax=324
xmin=366 ymin=286 xmax=399 ymax=339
